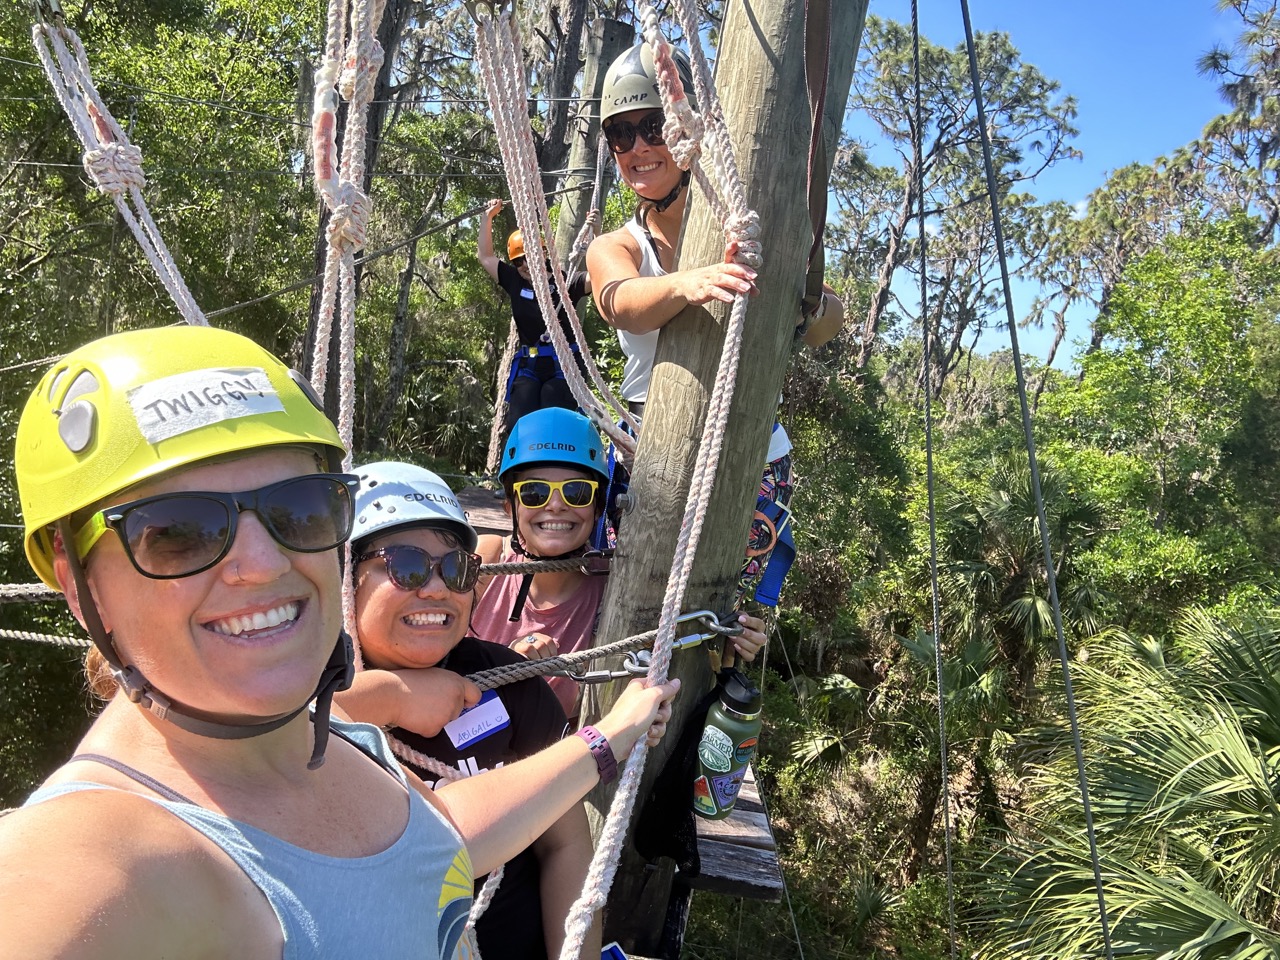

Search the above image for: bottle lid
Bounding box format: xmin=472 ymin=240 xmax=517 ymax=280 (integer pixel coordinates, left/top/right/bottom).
xmin=718 ymin=667 xmax=762 ymax=716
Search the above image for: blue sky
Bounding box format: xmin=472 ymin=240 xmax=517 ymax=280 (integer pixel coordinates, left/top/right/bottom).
xmin=845 ymin=0 xmax=1242 ymax=365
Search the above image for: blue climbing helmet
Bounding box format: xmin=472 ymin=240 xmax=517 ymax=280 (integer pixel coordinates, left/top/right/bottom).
xmin=352 ymin=461 xmax=478 ymax=552
xmin=500 ymin=409 xmax=608 ymax=487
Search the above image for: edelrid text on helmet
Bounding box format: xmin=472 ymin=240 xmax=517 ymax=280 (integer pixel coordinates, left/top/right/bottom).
xmin=500 ymin=408 xmax=606 ymax=484
xmin=16 ymin=326 xmax=345 ymax=588
xmin=353 ymin=461 xmax=478 ymax=553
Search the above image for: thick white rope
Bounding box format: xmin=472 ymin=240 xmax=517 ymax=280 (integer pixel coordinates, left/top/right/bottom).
xmin=472 ymin=11 xmax=638 ymax=461
xmin=485 ymin=321 xmax=521 ymax=476
xmin=484 ymin=115 xmax=615 ymax=475
xmin=310 ymin=0 xmax=387 ymax=648
xmin=32 ymin=16 xmax=207 ymax=325
xmin=388 ymin=734 xmax=503 ymax=939
xmin=554 ymin=10 xmax=759 ymax=959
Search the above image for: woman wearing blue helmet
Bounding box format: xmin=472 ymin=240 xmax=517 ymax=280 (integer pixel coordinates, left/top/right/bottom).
xmin=471 ymin=408 xmax=769 ymax=721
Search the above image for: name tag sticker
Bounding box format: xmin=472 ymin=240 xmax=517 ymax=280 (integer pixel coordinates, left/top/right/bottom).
xmin=129 ymin=368 xmax=285 ymax=444
xmin=445 ymin=690 xmax=511 ymax=749
xmin=520 ymin=287 xmax=536 ymax=299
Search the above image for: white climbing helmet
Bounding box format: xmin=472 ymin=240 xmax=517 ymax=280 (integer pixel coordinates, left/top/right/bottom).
xmin=352 ymin=461 xmax=478 ymax=552
xmin=599 ymin=42 xmax=696 ymax=125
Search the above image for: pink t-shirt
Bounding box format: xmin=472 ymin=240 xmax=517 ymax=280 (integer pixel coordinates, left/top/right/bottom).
xmin=472 ymin=552 xmax=607 ymax=718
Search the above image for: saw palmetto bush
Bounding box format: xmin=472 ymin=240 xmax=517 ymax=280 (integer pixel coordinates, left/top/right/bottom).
xmin=974 ymin=609 xmax=1280 ymax=959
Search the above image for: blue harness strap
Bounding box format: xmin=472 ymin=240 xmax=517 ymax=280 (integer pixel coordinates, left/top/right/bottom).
xmin=752 ymin=499 xmax=796 ymax=607
xmin=504 ymin=343 xmax=582 ymax=400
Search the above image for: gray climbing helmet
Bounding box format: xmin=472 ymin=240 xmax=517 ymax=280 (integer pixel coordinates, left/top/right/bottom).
xmin=352 ymin=461 xmax=478 ymax=552
xmin=599 ymin=42 xmax=696 ymax=125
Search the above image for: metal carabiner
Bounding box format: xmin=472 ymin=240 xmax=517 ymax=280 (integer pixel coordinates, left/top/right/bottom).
xmin=695 ymin=610 xmax=744 ymax=638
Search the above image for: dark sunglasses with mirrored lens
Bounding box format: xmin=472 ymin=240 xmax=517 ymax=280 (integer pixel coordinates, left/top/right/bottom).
xmin=512 ymin=478 xmax=599 ymax=509
xmin=355 ymin=544 xmax=482 ymax=594
xmin=603 ymin=111 xmax=666 ymax=155
xmin=75 ymin=474 xmax=359 ymax=580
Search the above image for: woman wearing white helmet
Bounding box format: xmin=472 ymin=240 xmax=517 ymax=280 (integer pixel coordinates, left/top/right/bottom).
xmin=0 ymin=327 xmax=676 ymax=960
xmin=587 ymin=42 xmax=844 ymax=612
xmin=338 ymin=459 xmax=600 ymax=960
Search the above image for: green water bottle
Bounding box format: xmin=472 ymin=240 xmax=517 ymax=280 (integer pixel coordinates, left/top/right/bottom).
xmin=693 ymin=668 xmax=762 ymax=820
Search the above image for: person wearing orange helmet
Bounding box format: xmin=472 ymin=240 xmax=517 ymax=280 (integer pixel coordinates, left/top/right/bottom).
xmin=478 ymin=198 xmax=593 ymax=435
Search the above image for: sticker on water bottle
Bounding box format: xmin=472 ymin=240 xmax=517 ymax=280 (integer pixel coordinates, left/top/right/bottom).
xmin=710 ymin=770 xmax=744 ymax=809
xmin=693 ymin=775 xmax=718 ymax=816
xmin=734 ymin=736 xmax=758 ymax=765
xmin=697 ymin=726 xmax=734 ymax=773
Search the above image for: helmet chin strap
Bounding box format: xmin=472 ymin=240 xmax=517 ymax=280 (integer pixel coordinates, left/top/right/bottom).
xmin=58 ymin=520 xmax=353 ymax=769
xmin=639 ymin=170 xmax=691 ymax=213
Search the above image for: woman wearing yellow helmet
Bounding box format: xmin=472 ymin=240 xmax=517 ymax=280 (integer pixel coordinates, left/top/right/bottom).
xmin=0 ymin=326 xmax=678 ymax=960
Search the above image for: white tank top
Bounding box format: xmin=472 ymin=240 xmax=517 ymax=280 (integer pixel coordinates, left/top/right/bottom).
xmin=618 ymin=217 xmax=666 ymax=402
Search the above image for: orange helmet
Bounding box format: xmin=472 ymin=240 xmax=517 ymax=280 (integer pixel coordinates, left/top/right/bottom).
xmin=507 ymin=230 xmax=525 ymax=262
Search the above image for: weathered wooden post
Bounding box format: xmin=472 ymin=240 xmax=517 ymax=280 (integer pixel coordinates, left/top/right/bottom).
xmin=553 ymin=17 xmax=632 ymax=265
xmin=582 ymin=0 xmax=868 ymax=953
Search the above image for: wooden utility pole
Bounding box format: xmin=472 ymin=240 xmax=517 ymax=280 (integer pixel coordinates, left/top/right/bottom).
xmin=583 ymin=0 xmax=867 ymax=954
xmin=552 ymin=17 xmax=632 ymax=265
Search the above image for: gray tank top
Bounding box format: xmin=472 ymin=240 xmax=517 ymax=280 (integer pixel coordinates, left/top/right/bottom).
xmin=24 ymin=718 xmax=475 ymax=960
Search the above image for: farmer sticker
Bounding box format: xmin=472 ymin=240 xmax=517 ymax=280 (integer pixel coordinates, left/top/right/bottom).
xmin=697 ymin=725 xmax=734 ymax=773
xmin=129 ymin=367 xmax=284 ymax=444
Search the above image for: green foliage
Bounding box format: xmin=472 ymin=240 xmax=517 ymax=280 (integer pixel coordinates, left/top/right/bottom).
xmin=975 ymin=611 xmax=1280 ymax=959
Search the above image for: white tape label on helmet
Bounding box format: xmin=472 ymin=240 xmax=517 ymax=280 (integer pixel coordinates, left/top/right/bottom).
xmin=128 ymin=367 xmax=285 ymax=444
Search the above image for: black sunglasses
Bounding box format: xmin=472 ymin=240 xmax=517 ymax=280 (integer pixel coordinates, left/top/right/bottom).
xmin=355 ymin=544 xmax=482 ymax=594
xmin=76 ymin=474 xmax=359 ymax=580
xmin=603 ymin=111 xmax=666 ymax=155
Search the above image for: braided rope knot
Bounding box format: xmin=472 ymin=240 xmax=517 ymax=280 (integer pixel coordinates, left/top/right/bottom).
xmin=326 ymin=183 xmax=372 ymax=250
xmin=727 ymin=211 xmax=762 ymax=268
xmin=83 ymin=142 xmax=144 ymax=194
xmin=342 ymin=40 xmax=384 ymax=102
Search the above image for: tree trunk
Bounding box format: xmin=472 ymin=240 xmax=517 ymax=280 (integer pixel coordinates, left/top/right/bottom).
xmin=583 ymin=0 xmax=867 ymax=952
xmin=552 ymin=17 xmax=632 ymax=265
xmin=537 ymin=0 xmax=590 ymax=196
xmin=375 ymin=178 xmax=447 ymax=438
xmin=857 ymin=178 xmax=915 ymax=371
xmin=903 ymin=763 xmax=942 ymax=883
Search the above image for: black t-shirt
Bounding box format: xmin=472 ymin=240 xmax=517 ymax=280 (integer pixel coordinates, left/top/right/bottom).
xmin=393 ymin=637 xmax=569 ymax=960
xmin=497 ymin=260 xmax=589 ymax=348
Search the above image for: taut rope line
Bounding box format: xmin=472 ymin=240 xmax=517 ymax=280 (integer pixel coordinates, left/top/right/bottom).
xmin=471 ymin=5 xmax=638 ymax=464
xmin=32 ymin=2 xmax=207 ymax=325
xmin=956 ymin=0 xmax=1115 ymax=954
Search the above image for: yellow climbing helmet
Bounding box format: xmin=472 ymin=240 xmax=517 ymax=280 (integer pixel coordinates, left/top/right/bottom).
xmin=507 ymin=229 xmax=525 ymax=262
xmin=17 ymin=326 xmax=346 ymax=588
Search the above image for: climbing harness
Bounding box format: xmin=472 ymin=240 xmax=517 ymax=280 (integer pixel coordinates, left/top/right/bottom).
xmin=31 ymin=0 xmax=206 ymax=325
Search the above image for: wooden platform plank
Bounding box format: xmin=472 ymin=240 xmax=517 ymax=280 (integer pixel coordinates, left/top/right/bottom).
xmin=694 ymin=808 xmax=775 ymax=850
xmin=684 ymin=838 xmax=783 ymax=901
xmin=688 ymin=765 xmax=782 ymax=900
xmin=456 ymin=485 xmax=511 ymax=536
